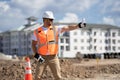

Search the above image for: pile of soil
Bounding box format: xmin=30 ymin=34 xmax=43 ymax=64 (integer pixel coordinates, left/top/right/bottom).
xmin=0 ymin=58 xmax=120 ymax=80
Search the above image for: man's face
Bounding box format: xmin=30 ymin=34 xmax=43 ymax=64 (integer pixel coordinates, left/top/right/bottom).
xmin=43 ymin=18 xmax=53 ymax=27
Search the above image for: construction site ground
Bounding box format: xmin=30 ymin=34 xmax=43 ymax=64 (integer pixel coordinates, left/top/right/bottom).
xmin=0 ymin=58 xmax=120 ymax=80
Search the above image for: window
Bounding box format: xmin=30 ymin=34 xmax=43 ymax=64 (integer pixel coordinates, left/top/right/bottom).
xmin=81 ymin=39 xmax=84 ymax=42
xmin=94 ymin=46 xmax=97 ymax=50
xmin=60 ymin=46 xmax=64 ymax=50
xmin=118 ymin=47 xmax=120 ymax=50
xmin=89 ymin=45 xmax=92 ymax=50
xmin=118 ymin=40 xmax=120 ymax=43
xmin=63 ymin=32 xmax=69 ymax=36
xmin=112 ymin=32 xmax=116 ymax=37
xmin=105 ymin=32 xmax=108 ymax=37
xmin=66 ymin=38 xmax=69 ymax=43
xmin=94 ymin=39 xmax=96 ymax=43
xmin=74 ymin=46 xmax=77 ymax=50
xmin=94 ymin=32 xmax=96 ymax=36
xmin=112 ymin=39 xmax=116 ymax=44
xmin=66 ymin=46 xmax=70 ymax=51
xmin=105 ymin=46 xmax=108 ymax=50
xmin=105 ymin=32 xmax=110 ymax=37
xmin=74 ymin=39 xmax=77 ymax=42
xmin=74 ymin=32 xmax=77 ymax=35
xmin=60 ymin=38 xmax=64 ymax=43
xmin=112 ymin=46 xmax=116 ymax=51
xmin=118 ymin=30 xmax=120 ymax=36
xmin=105 ymin=40 xmax=108 ymax=44
xmin=81 ymin=46 xmax=84 ymax=50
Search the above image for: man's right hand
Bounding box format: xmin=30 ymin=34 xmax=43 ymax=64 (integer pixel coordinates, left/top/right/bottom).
xmin=34 ymin=53 xmax=45 ymax=63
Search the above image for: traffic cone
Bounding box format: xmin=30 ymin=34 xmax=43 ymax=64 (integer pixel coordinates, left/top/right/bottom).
xmin=25 ymin=57 xmax=33 ymax=80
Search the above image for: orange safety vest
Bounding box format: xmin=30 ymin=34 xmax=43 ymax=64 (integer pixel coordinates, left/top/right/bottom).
xmin=34 ymin=26 xmax=59 ymax=55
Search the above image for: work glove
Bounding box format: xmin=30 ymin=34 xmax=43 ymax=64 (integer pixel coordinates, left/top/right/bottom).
xmin=78 ymin=18 xmax=86 ymax=28
xmin=78 ymin=22 xmax=86 ymax=28
xmin=34 ymin=53 xmax=45 ymax=64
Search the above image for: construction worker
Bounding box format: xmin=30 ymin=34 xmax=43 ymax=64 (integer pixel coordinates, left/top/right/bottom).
xmin=31 ymin=11 xmax=86 ymax=80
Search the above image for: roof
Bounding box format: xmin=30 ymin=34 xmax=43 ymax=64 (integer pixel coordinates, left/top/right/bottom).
xmin=8 ymin=23 xmax=42 ymax=32
xmin=26 ymin=16 xmax=38 ymax=21
xmin=23 ymin=23 xmax=42 ymax=31
xmin=9 ymin=25 xmax=25 ymax=31
xmin=85 ymin=24 xmax=120 ymax=29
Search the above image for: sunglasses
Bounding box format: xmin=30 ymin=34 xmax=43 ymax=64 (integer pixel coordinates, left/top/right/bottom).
xmin=44 ymin=18 xmax=53 ymax=21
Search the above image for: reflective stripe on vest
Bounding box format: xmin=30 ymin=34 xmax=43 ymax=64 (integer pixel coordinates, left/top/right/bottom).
xmin=34 ymin=26 xmax=58 ymax=55
xmin=37 ymin=40 xmax=58 ymax=48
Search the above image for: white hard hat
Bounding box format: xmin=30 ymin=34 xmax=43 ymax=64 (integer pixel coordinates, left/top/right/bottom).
xmin=42 ymin=11 xmax=55 ymax=19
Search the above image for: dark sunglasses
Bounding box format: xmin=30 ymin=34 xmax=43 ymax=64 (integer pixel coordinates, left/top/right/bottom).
xmin=44 ymin=18 xmax=53 ymax=21
xmin=48 ymin=19 xmax=53 ymax=21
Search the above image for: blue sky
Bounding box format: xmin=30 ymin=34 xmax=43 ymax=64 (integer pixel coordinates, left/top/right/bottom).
xmin=0 ymin=0 xmax=120 ymax=31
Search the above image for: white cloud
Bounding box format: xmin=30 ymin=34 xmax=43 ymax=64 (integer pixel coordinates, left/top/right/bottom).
xmin=0 ymin=2 xmax=10 ymax=14
xmin=100 ymin=0 xmax=120 ymax=14
xmin=0 ymin=2 xmax=25 ymax=31
xmin=52 ymin=0 xmax=99 ymax=12
xmin=0 ymin=0 xmax=55 ymax=31
xmin=59 ymin=13 xmax=79 ymax=23
xmin=111 ymin=1 xmax=120 ymax=12
xmin=103 ymin=17 xmax=115 ymax=25
xmin=74 ymin=0 xmax=99 ymax=11
xmin=12 ymin=0 xmax=54 ymax=15
xmin=12 ymin=0 xmax=53 ymax=9
xmin=100 ymin=0 xmax=120 ymax=26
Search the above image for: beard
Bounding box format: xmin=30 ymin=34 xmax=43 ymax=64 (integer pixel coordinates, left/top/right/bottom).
xmin=48 ymin=22 xmax=52 ymax=26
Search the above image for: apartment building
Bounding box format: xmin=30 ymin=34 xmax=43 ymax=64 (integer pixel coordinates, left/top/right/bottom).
xmin=0 ymin=16 xmax=40 ymax=56
xmin=57 ymin=24 xmax=120 ymax=58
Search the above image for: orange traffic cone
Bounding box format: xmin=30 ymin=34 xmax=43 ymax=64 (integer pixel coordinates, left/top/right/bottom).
xmin=25 ymin=57 xmax=33 ymax=80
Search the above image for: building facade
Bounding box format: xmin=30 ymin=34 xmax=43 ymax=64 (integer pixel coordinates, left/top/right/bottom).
xmin=57 ymin=24 xmax=120 ymax=58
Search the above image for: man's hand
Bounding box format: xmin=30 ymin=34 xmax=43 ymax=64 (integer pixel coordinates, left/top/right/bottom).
xmin=34 ymin=53 xmax=45 ymax=63
xmin=78 ymin=22 xmax=86 ymax=28
xmin=78 ymin=18 xmax=86 ymax=28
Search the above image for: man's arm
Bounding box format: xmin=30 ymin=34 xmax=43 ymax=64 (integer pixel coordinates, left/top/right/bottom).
xmin=31 ymin=40 xmax=37 ymax=55
xmin=60 ymin=25 xmax=79 ymax=33
xmin=31 ymin=40 xmax=45 ymax=63
xmin=60 ymin=21 xmax=86 ymax=33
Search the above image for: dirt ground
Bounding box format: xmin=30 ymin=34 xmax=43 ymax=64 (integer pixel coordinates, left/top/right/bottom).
xmin=0 ymin=58 xmax=120 ymax=80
